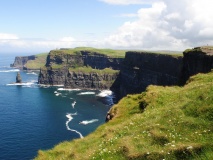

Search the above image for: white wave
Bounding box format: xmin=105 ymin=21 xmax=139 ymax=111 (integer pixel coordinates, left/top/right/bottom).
xmin=77 ymin=92 xmax=96 ymax=95
xmin=0 ymin=69 xmax=20 ymax=73
xmin=58 ymin=88 xmax=81 ymax=91
xmin=71 ymin=101 xmax=76 ymax=108
xmin=66 ymin=113 xmax=83 ymax=139
xmin=97 ymin=90 xmax=113 ymax=97
xmin=79 ymin=119 xmax=99 ymax=125
xmin=54 ymin=90 xmax=62 ymax=96
xmin=6 ymin=82 xmax=35 ymax=86
xmin=26 ymin=72 xmax=38 ymax=75
xmin=0 ymin=66 xmax=10 ymax=68
xmin=38 ymin=84 xmax=64 ymax=87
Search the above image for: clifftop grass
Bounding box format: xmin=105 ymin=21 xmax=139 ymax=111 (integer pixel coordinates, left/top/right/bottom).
xmin=49 ymin=47 xmax=183 ymax=58
xmin=69 ymin=67 xmax=119 ymax=74
xmin=50 ymin=47 xmax=127 ymax=58
xmin=25 ymin=53 xmax=48 ymax=69
xmin=35 ymin=71 xmax=213 ymax=160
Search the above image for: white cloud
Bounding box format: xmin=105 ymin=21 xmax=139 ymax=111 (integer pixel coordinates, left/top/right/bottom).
xmin=59 ymin=37 xmax=75 ymax=42
xmin=101 ymin=0 xmax=213 ymax=51
xmin=0 ymin=35 xmax=80 ymax=53
xmin=0 ymin=33 xmax=19 ymax=40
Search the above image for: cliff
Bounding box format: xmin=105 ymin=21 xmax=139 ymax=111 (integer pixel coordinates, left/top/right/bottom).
xmin=38 ymin=48 xmax=123 ymax=89
xmin=11 ymin=55 xmax=36 ymax=69
xmin=38 ymin=46 xmax=213 ymax=97
xmin=180 ymin=46 xmax=213 ymax=84
xmin=11 ymin=53 xmax=47 ymax=70
xmin=111 ymin=52 xmax=183 ymax=98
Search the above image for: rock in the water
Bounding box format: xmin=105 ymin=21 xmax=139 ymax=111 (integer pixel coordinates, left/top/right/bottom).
xmin=16 ymin=72 xmax=22 ymax=83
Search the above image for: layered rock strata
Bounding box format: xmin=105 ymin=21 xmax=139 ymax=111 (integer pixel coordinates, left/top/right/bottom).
xmin=111 ymin=52 xmax=183 ymax=98
xmin=38 ymin=50 xmax=122 ymax=89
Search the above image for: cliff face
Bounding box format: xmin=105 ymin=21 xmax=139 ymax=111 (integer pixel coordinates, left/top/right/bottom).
xmin=65 ymin=71 xmax=118 ymax=89
xmin=38 ymin=46 xmax=213 ymax=98
xmin=38 ymin=67 xmax=67 ymax=86
xmin=38 ymin=50 xmax=122 ymax=89
xmin=11 ymin=55 xmax=36 ymax=69
xmin=180 ymin=47 xmax=213 ymax=84
xmin=111 ymin=52 xmax=183 ymax=98
xmin=45 ymin=50 xmax=123 ymax=70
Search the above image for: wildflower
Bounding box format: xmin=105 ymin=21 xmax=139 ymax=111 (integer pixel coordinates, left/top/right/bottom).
xmin=187 ymin=146 xmax=193 ymax=150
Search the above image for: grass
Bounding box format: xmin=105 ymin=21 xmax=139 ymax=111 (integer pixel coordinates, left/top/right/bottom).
xmin=35 ymin=71 xmax=213 ymax=160
xmin=25 ymin=53 xmax=48 ymax=69
xmin=49 ymin=47 xmax=183 ymax=58
xmin=69 ymin=66 xmax=119 ymax=74
xmin=49 ymin=47 xmax=127 ymax=58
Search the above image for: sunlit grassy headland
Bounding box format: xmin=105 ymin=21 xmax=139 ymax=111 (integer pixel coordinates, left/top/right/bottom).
xmin=35 ymin=71 xmax=213 ymax=160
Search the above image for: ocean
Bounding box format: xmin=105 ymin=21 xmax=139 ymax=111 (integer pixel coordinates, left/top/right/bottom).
xmin=0 ymin=54 xmax=114 ymax=160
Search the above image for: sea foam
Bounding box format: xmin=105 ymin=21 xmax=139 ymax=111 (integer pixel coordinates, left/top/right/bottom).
xmin=58 ymin=88 xmax=81 ymax=91
xmin=79 ymin=119 xmax=99 ymax=125
xmin=66 ymin=113 xmax=83 ymax=139
xmin=97 ymin=90 xmax=113 ymax=97
xmin=0 ymin=69 xmax=20 ymax=73
xmin=77 ymin=91 xmax=96 ymax=95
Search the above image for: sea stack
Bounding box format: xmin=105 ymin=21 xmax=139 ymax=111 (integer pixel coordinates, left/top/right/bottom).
xmin=16 ymin=72 xmax=22 ymax=83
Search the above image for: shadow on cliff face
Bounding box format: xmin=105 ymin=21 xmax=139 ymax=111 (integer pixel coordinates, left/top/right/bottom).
xmin=111 ymin=47 xmax=213 ymax=100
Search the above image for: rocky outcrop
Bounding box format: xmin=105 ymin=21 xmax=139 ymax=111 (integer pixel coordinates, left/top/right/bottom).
xmin=16 ymin=72 xmax=22 ymax=83
xmin=111 ymin=52 xmax=183 ymax=98
xmin=180 ymin=46 xmax=213 ymax=84
xmin=11 ymin=55 xmax=36 ymax=69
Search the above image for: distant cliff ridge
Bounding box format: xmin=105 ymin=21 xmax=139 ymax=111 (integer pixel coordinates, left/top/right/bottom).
xmin=12 ymin=47 xmax=213 ymax=98
xmin=11 ymin=55 xmax=36 ymax=69
xmin=38 ymin=49 xmax=123 ymax=89
xmin=11 ymin=53 xmax=47 ymax=70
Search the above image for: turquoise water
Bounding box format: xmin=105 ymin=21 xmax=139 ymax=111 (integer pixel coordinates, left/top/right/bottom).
xmin=0 ymin=54 xmax=114 ymax=160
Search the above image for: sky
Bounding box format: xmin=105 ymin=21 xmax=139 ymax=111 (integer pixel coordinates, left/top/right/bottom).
xmin=0 ymin=0 xmax=213 ymax=54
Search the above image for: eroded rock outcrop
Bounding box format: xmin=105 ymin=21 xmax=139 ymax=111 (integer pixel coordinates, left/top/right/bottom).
xmin=16 ymin=72 xmax=22 ymax=83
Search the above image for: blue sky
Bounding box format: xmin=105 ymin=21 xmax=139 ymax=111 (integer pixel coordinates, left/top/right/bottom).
xmin=0 ymin=0 xmax=212 ymax=54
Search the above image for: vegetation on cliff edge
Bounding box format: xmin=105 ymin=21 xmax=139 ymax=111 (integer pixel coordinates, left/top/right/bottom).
xmin=69 ymin=66 xmax=119 ymax=74
xmin=25 ymin=53 xmax=48 ymax=69
xmin=35 ymin=71 xmax=213 ymax=160
xmin=50 ymin=47 xmax=126 ymax=58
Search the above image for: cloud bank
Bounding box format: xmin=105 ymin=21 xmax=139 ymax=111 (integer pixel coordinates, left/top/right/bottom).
xmin=102 ymin=0 xmax=213 ymax=51
xmin=1 ymin=0 xmax=212 ymax=53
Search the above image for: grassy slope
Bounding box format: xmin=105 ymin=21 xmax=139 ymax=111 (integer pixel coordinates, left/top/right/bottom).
xmin=35 ymin=71 xmax=213 ymax=160
xmin=50 ymin=47 xmax=183 ymax=58
xmin=25 ymin=53 xmax=48 ymax=69
xmin=50 ymin=47 xmax=127 ymax=58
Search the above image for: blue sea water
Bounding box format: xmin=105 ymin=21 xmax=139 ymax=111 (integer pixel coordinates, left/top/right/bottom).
xmin=0 ymin=54 xmax=114 ymax=160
